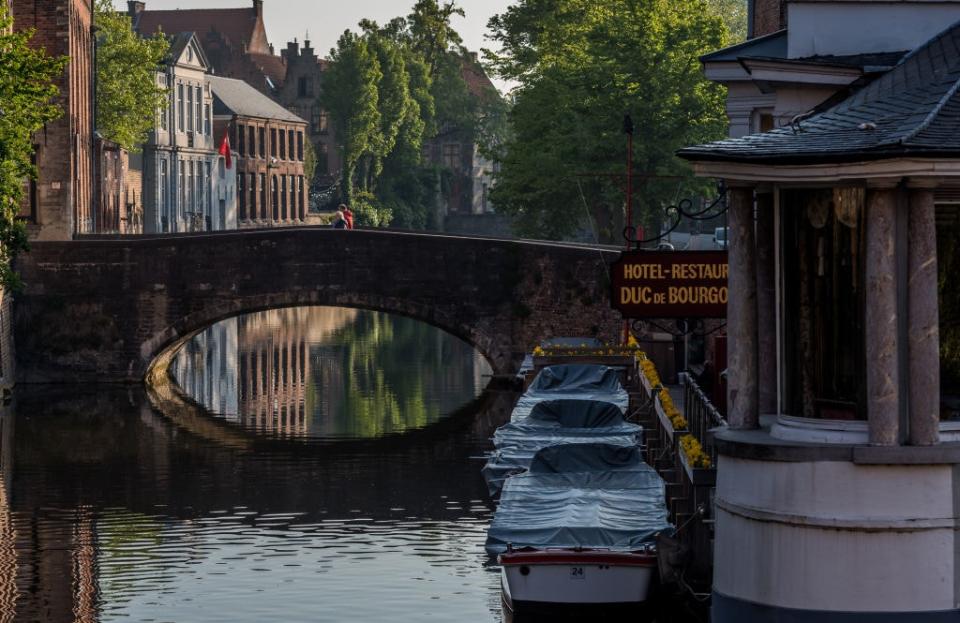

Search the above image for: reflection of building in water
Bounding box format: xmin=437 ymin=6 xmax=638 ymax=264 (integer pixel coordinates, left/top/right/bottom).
xmin=0 ymin=406 xmax=15 ymax=622
xmin=238 ymin=307 xmax=357 ymax=436
xmin=171 ymin=318 xmax=240 ymax=421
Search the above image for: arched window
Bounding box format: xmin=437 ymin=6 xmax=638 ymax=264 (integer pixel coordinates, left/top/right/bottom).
xmin=280 ymin=174 xmax=287 ymax=220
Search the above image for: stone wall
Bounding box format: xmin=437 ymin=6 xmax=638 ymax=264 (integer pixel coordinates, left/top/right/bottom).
xmin=13 ymin=229 xmax=622 ymax=383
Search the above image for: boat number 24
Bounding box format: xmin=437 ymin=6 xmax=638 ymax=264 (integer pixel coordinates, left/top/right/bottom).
xmin=570 ymin=567 xmax=585 ymax=580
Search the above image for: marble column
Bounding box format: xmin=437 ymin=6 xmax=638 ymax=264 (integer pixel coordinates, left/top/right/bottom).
xmin=865 ymin=187 xmax=900 ymax=446
xmin=755 ymin=190 xmax=777 ymax=415
xmin=727 ymin=185 xmax=759 ymax=429
xmin=908 ymin=186 xmax=940 ymax=446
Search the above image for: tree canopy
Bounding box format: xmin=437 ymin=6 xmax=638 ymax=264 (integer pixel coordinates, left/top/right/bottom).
xmin=94 ymin=0 xmax=169 ymax=151
xmin=485 ymin=0 xmax=731 ymax=240
xmin=0 ymin=4 xmax=65 ymax=288
xmin=321 ymin=1 xmax=498 ymax=228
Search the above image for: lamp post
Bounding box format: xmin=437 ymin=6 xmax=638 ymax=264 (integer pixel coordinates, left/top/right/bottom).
xmin=623 ymin=114 xmax=634 ymax=345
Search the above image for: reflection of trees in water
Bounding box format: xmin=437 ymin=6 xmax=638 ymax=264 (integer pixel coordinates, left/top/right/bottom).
xmin=310 ymin=311 xmax=493 ymax=438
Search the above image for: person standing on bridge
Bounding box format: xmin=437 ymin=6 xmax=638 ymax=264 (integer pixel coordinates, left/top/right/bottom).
xmin=332 ymin=210 xmax=348 ymax=229
xmin=340 ymin=204 xmax=354 ymax=230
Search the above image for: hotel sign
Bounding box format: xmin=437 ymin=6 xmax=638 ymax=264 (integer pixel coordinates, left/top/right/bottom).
xmin=610 ymin=251 xmax=728 ymax=318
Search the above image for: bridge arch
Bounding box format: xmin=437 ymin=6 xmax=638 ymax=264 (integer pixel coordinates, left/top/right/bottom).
xmin=14 ymin=228 xmax=622 ymax=383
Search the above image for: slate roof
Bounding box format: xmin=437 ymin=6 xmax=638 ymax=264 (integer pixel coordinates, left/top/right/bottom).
xmin=165 ymin=32 xmax=209 ymax=68
xmin=701 ymin=30 xmax=788 ymax=63
xmin=680 ymin=19 xmax=960 ymax=164
xmin=248 ymin=52 xmax=287 ymax=88
xmin=209 ymin=75 xmax=306 ymax=123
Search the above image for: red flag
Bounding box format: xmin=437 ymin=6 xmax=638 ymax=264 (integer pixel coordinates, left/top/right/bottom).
xmin=219 ymin=131 xmax=232 ymax=169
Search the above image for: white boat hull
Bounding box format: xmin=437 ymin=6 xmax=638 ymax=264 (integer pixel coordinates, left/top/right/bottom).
xmin=499 ymin=549 xmax=657 ymax=612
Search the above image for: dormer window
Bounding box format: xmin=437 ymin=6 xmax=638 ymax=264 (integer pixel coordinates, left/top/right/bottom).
xmin=186 ymin=46 xmax=194 ymax=62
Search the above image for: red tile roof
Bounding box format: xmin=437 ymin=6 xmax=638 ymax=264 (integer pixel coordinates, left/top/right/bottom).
xmin=135 ymin=8 xmax=268 ymax=55
xmin=248 ymin=52 xmax=287 ymax=87
xmin=461 ymin=57 xmax=498 ymax=100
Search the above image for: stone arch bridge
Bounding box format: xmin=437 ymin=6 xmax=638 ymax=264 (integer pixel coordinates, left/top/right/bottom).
xmin=13 ymin=228 xmax=622 ymax=384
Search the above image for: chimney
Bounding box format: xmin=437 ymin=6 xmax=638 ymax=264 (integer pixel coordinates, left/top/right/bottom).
xmin=750 ymin=0 xmax=787 ymax=39
xmin=127 ymin=1 xmax=145 ymax=18
xmin=287 ymin=39 xmax=298 ymax=59
xmin=269 ymin=43 xmax=275 ymax=56
xmin=253 ymin=0 xmax=263 ymax=17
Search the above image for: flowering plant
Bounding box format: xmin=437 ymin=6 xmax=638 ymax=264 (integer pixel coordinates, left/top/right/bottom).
xmin=532 ymin=343 xmax=642 ymax=358
xmin=638 ymin=358 xmax=661 ymax=388
xmin=658 ymin=388 xmax=688 ymax=430
xmin=680 ymin=434 xmax=712 ymax=469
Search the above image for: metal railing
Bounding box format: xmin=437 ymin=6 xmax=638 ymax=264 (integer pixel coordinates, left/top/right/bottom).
xmin=679 ymin=372 xmax=726 ymax=465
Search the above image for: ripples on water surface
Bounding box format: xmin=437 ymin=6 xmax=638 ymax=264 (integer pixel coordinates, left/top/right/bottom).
xmin=1 ymin=307 xmax=516 ymax=622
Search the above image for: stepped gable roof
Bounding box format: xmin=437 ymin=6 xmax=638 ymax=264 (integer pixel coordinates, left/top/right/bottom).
xmin=135 ymin=8 xmax=268 ymax=54
xmin=209 ymin=75 xmax=305 ymax=124
xmin=680 ymin=19 xmax=960 ymax=164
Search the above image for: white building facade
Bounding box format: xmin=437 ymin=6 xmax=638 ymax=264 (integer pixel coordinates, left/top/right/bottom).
xmin=143 ymin=32 xmax=236 ymax=233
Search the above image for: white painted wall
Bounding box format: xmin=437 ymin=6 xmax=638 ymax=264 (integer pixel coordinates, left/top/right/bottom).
xmin=714 ymin=455 xmax=959 ymax=613
xmin=788 ymin=1 xmax=960 ymax=58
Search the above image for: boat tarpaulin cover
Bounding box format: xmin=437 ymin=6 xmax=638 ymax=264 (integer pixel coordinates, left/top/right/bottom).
xmin=482 ymin=400 xmax=643 ymax=496
xmin=512 ymin=365 xmax=630 ymax=420
xmin=485 ymin=444 xmax=672 ymax=555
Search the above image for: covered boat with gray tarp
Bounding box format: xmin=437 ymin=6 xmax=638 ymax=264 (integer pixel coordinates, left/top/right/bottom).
xmin=488 ymin=443 xmax=672 ymax=614
xmin=512 ymin=364 xmax=630 ymax=420
xmin=481 ymin=399 xmax=643 ymax=496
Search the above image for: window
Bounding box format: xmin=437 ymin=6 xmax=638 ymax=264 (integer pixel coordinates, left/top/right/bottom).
xmin=177 ymin=83 xmax=185 ymax=131
xmin=206 ymin=162 xmax=212 ymax=212
xmin=442 ymin=144 xmax=461 ymax=171
xmin=279 ymin=129 xmax=286 ymax=160
xmin=270 ymin=129 xmax=278 ymax=158
xmin=196 ymin=86 xmax=203 ymax=134
xmin=198 ymin=161 xmax=206 ymax=216
xmin=178 ymin=160 xmax=185 ymax=228
xmin=218 ymin=157 xmax=225 ymax=179
xmin=288 ymin=130 xmax=295 ymax=161
xmin=298 ymin=176 xmax=305 ymax=219
xmin=280 ymin=174 xmax=287 ymax=220
xmin=160 ymin=97 xmax=168 ymax=131
xmin=317 ymin=142 xmax=328 ymax=174
xmin=289 ymin=175 xmax=295 ymax=217
xmin=188 ymin=161 xmax=195 ymax=211
xmin=259 ymin=173 xmax=266 ymax=219
xmin=204 ymin=103 xmax=211 ymax=136
xmin=238 ymin=172 xmax=246 ymax=220
xmin=160 ymin=159 xmax=168 ymax=227
xmin=271 ymin=176 xmax=278 ymax=220
xmin=259 ymin=127 xmax=265 ymax=158
xmin=248 ymin=126 xmax=256 ymax=158
xmin=187 ymin=85 xmax=194 ymax=132
xmin=249 ymin=173 xmax=256 ymax=218
xmin=238 ymin=124 xmax=245 ymax=156
xmin=297 ymin=77 xmax=312 ymax=97
xmin=297 ymin=132 xmax=304 ymax=161
xmin=318 ymin=111 xmax=329 ymax=135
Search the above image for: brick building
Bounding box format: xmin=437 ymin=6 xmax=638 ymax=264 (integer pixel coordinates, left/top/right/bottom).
xmin=275 ymin=38 xmax=339 ymax=191
xmin=129 ymin=0 xmax=285 ymax=97
xmin=93 ymin=137 xmax=142 ymax=234
xmin=210 ymin=75 xmax=308 ymax=227
xmin=10 ymin=0 xmax=94 ymax=240
xmin=422 ymin=54 xmax=500 ymax=216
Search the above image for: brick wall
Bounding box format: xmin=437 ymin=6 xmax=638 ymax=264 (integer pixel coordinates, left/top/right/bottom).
xmin=10 ymin=0 xmax=93 ymax=240
xmin=752 ymin=0 xmax=786 ymax=37
xmin=124 ymin=155 xmax=143 ymax=234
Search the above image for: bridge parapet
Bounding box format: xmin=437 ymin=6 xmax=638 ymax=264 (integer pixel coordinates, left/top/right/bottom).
xmin=14 ymin=228 xmax=622 ymax=383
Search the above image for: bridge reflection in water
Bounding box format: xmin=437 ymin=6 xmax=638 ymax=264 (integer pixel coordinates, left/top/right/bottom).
xmin=169 ymin=306 xmax=493 ymax=440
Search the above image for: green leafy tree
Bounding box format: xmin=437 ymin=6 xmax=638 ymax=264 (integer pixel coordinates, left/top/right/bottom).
xmin=321 ymin=30 xmax=382 ymax=209
xmin=94 ymin=0 xmax=169 ymax=151
xmin=0 ymin=5 xmax=66 ymax=288
xmin=707 ymin=0 xmax=748 ymax=42
xmin=485 ymin=0 xmax=729 ymax=240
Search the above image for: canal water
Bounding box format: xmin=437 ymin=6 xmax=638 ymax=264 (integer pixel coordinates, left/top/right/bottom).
xmin=1 ymin=307 xmax=700 ymax=622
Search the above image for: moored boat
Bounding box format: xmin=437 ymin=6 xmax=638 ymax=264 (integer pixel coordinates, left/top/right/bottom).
xmin=487 ymin=443 xmax=672 ymax=614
